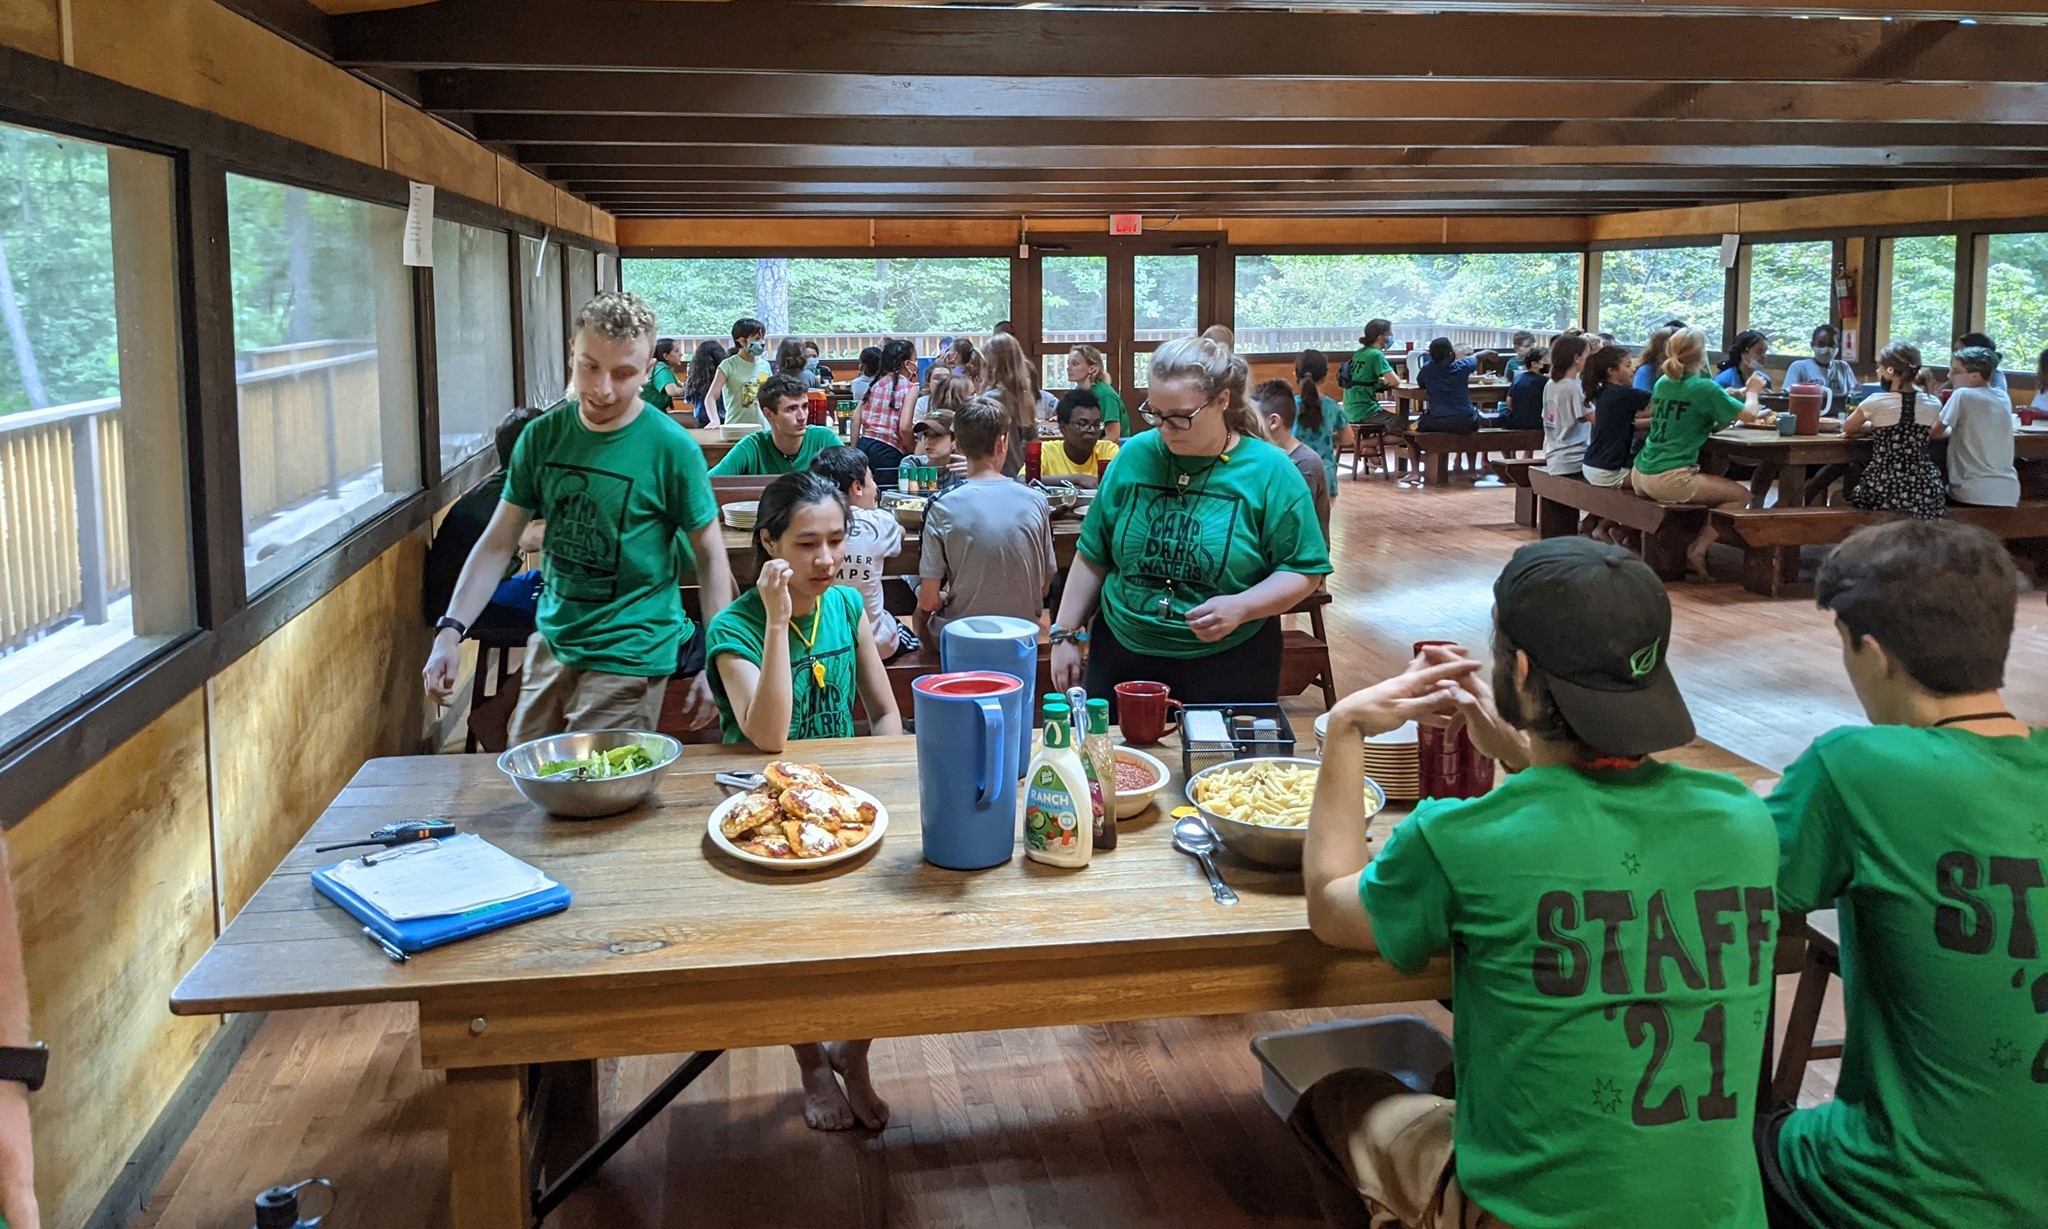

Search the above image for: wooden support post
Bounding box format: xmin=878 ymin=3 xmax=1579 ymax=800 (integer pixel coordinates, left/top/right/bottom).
xmin=69 ymin=412 xmax=109 ymax=624
xmin=446 ymin=1064 xmax=533 ymax=1229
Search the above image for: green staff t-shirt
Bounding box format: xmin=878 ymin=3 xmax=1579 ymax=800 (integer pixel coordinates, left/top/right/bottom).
xmin=1343 ymin=347 xmax=1394 ymax=423
xmin=1636 ymin=375 xmax=1746 ymax=475
xmin=708 ymin=425 xmax=843 ymax=476
xmin=1363 ymin=761 xmax=1778 ymax=1229
xmin=1077 ymin=431 xmax=1330 ymax=659
xmin=1767 ymin=725 xmax=2048 ymax=1229
xmin=502 ymin=400 xmax=717 ymax=677
xmin=704 ymin=585 xmax=866 ymax=745
xmin=639 ymin=360 xmax=678 ymax=412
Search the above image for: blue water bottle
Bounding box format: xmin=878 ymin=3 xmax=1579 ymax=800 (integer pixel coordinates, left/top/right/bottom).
xmin=939 ymin=615 xmax=1040 ymax=780
xmin=913 ymin=671 xmax=1023 ymax=870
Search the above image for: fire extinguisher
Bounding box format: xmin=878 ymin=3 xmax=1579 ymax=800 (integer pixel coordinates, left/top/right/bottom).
xmin=1835 ymin=261 xmax=1858 ymax=321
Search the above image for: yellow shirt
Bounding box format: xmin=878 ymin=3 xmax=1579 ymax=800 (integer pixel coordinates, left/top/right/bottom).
xmin=1041 ymin=439 xmax=1119 ymax=479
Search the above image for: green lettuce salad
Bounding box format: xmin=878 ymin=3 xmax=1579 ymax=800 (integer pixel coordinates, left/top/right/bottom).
xmin=537 ymin=743 xmax=661 ymax=779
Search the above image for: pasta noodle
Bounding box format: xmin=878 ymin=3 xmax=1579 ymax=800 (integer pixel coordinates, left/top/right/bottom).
xmin=1192 ymin=761 xmax=1379 ymax=828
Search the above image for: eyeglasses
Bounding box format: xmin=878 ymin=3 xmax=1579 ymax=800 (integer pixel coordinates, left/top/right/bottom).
xmin=1138 ymin=394 xmax=1218 ymax=427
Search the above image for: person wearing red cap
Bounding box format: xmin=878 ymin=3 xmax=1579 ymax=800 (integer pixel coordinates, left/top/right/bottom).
xmin=1295 ymin=537 xmax=1779 ymax=1229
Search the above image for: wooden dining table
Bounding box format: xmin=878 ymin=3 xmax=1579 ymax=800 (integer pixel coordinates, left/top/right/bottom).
xmin=168 ymin=733 xmax=1775 ymax=1228
xmin=1702 ymin=423 xmax=2048 ymax=510
xmin=1387 ymin=381 xmax=1512 ymax=415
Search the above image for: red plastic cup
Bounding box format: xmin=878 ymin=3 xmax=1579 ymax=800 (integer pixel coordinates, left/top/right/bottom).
xmin=1412 ymin=640 xmax=1494 ymax=798
xmin=1114 ymin=681 xmax=1181 ymax=745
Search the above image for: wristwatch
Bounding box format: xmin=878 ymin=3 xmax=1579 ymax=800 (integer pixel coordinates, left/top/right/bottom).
xmin=0 ymin=1043 xmax=48 ymax=1093
xmin=434 ymin=616 xmax=469 ymax=639
xmin=1048 ymin=624 xmax=1090 ymax=646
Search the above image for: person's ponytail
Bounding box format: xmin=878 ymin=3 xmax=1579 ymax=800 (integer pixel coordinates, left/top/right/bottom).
xmin=1294 ymin=349 xmax=1329 ymax=437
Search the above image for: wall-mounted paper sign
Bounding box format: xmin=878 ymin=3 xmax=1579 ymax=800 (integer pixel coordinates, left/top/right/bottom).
xmin=1720 ymin=232 xmax=1739 ymax=270
xmin=403 ymin=182 xmax=435 ymax=267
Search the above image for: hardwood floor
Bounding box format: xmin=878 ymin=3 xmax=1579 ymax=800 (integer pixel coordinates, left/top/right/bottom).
xmin=128 ymin=476 xmax=2034 ymax=1229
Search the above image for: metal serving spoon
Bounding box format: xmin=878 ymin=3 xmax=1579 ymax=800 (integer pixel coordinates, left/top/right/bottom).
xmin=1171 ymin=807 xmax=1238 ymax=907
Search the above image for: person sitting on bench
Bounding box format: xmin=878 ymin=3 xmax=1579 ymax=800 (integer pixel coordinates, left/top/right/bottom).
xmin=1414 ymin=336 xmax=1481 ymax=435
xmin=1297 ymin=537 xmax=1779 ymax=1229
xmin=1632 ymin=327 xmax=1767 ymax=581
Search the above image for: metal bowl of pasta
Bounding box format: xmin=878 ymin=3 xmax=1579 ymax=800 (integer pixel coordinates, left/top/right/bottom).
xmin=1185 ymin=757 xmax=1385 ymax=869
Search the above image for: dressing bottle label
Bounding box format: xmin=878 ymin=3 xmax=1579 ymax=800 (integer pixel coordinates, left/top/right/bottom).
xmin=1023 ymin=766 xmax=1083 ymax=856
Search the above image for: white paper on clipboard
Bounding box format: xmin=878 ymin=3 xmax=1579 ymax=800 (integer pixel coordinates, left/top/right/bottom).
xmin=403 ymin=182 xmax=435 ymax=267
xmin=323 ymin=833 xmax=550 ymax=920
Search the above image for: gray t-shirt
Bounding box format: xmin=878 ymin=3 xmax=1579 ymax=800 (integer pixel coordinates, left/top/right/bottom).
xmin=1939 ymin=385 xmax=2020 ymax=507
xmin=1286 ymin=441 xmax=1332 ymax=548
xmin=920 ymin=476 xmax=1055 ymax=640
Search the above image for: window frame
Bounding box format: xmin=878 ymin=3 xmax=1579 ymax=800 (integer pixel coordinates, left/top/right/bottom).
xmin=0 ymin=46 xmax=617 ymax=826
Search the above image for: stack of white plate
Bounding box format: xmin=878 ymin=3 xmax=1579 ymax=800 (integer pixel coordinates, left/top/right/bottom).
xmin=721 ymin=500 xmax=758 ymax=531
xmin=1315 ymin=714 xmax=1421 ymax=802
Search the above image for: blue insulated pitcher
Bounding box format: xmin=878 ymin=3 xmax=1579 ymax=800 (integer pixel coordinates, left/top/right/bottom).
xmin=939 ymin=615 xmax=1039 ymax=779
xmin=914 ymin=672 xmax=1022 ymax=870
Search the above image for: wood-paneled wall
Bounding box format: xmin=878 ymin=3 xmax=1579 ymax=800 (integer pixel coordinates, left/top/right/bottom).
xmin=12 ymin=694 xmax=218 ymax=1229
xmin=209 ymin=534 xmax=428 ymax=920
xmin=0 ymin=0 xmax=614 ymax=242
xmin=11 ymin=532 xmax=431 ymax=1226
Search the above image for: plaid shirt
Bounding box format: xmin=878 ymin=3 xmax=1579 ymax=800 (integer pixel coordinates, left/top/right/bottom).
xmin=859 ymin=374 xmax=914 ymax=448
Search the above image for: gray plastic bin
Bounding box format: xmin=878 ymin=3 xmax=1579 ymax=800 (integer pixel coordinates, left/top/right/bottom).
xmin=1249 ymin=1015 xmax=1454 ymax=1120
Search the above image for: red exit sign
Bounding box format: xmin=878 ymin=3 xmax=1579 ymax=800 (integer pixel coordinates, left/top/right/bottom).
xmin=1109 ymin=213 xmax=1144 ymax=236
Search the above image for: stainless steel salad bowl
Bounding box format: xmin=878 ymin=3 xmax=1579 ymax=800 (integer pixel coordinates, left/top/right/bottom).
xmin=497 ymin=728 xmax=682 ymax=818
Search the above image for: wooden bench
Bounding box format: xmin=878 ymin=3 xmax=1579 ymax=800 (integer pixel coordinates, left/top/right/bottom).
xmin=1398 ymin=428 xmax=1544 ymax=487
xmin=1528 ymin=468 xmax=1707 ymax=580
xmin=1712 ymin=502 xmax=2048 ymax=597
xmin=1489 ymin=456 xmax=1543 ymax=527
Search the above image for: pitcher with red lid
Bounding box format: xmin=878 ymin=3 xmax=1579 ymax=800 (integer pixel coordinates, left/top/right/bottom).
xmin=914 ymin=671 xmax=1023 ymax=870
xmin=1788 ymin=381 xmax=1832 ymax=436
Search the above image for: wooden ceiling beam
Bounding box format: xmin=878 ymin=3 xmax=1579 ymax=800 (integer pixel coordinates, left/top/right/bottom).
xmin=841 ymin=0 xmax=2048 ymax=19
xmin=552 ymin=166 xmax=1974 ymax=188
xmin=447 ymin=78 xmax=2048 ymax=127
xmin=335 ymin=1 xmax=2040 ymax=83
xmin=497 ymin=118 xmax=2048 ymax=153
xmin=513 ymin=132 xmax=2048 ymax=169
xmin=597 ymin=198 xmax=1758 ymax=217
xmin=565 ymin=172 xmax=1966 ymax=195
xmin=540 ymin=157 xmax=2034 ymax=180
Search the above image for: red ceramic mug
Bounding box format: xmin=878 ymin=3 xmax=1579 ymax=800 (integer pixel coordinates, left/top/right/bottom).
xmin=1114 ymin=681 xmax=1181 ymax=746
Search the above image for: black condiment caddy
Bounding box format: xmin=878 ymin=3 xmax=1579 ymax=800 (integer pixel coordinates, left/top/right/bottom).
xmin=1179 ymin=703 xmax=1297 ymax=780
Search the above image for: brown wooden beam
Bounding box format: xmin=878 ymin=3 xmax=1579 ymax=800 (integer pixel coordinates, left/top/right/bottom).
xmin=838 ymin=0 xmax=2048 ymax=19
xmin=336 ymin=1 xmax=2043 ymax=83
xmin=448 ymin=78 xmax=2048 ymax=127
xmin=551 ymin=165 xmax=2004 ymax=187
xmin=512 ymin=142 xmax=2048 ymax=173
xmin=500 ymin=119 xmax=2048 ymax=157
xmin=596 ymin=199 xmax=1743 ymax=217
xmin=573 ymin=178 xmax=1947 ymax=201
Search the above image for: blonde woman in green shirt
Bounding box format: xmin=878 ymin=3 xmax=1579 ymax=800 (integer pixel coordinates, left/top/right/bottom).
xmin=1067 ymin=344 xmax=1128 ymax=440
xmin=1632 ymin=327 xmax=1766 ymax=580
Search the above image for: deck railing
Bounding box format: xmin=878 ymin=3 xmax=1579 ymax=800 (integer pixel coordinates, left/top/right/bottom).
xmin=665 ymin=324 xmax=1555 ymax=367
xmin=0 ymin=341 xmax=379 ymax=657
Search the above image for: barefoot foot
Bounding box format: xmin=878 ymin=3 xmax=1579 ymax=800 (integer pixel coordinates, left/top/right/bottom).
xmin=798 ymin=1049 xmax=858 ymax=1131
xmin=825 ymin=1040 xmax=891 ymax=1130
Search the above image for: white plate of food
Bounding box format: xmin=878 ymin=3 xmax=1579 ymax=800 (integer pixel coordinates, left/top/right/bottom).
xmin=707 ymin=760 xmax=889 ymax=869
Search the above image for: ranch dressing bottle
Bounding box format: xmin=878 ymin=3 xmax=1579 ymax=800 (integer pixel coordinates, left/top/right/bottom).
xmin=1023 ymin=701 xmax=1092 ymax=868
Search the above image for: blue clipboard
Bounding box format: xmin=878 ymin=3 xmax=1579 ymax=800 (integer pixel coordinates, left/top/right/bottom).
xmin=311 ymin=850 xmax=571 ymax=960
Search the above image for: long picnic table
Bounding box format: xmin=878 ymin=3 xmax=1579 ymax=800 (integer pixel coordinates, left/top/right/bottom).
xmin=1700 ymin=424 xmax=2048 ymax=584
xmin=169 ymin=733 xmax=1776 ymax=1228
xmin=708 ymin=514 xmax=1085 ymax=584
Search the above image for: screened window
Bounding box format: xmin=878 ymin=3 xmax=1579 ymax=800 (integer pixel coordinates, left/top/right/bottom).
xmin=1982 ymin=232 xmax=2048 ymax=371
xmin=1885 ymin=235 xmax=1956 ymax=367
xmin=1596 ymin=247 xmax=1726 ymax=350
xmin=520 ymin=234 xmax=565 ymax=406
xmin=433 ymin=219 xmax=513 ymax=469
xmin=0 ymin=123 xmax=194 ymax=749
xmin=227 ymin=175 xmax=419 ymax=593
xmin=1233 ymin=252 xmax=1579 ymax=355
xmin=567 ymin=247 xmax=598 ymax=322
xmin=1746 ymin=242 xmax=1833 ymax=353
xmin=623 ymin=257 xmax=1011 ymax=362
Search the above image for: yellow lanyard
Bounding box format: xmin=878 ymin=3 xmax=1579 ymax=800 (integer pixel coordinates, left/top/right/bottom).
xmin=789 ymin=602 xmax=827 ymax=688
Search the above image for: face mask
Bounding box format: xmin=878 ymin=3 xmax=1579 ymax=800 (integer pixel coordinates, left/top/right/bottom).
xmin=747 ymin=341 xmax=766 ymax=357
xmin=1813 ymin=347 xmax=1837 ymax=364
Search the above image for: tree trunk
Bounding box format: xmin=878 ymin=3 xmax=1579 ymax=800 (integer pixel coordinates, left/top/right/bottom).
xmin=0 ymin=228 xmax=50 ymax=409
xmin=755 ymin=258 xmax=789 ymax=334
xmin=285 ymin=187 xmax=314 ymax=343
